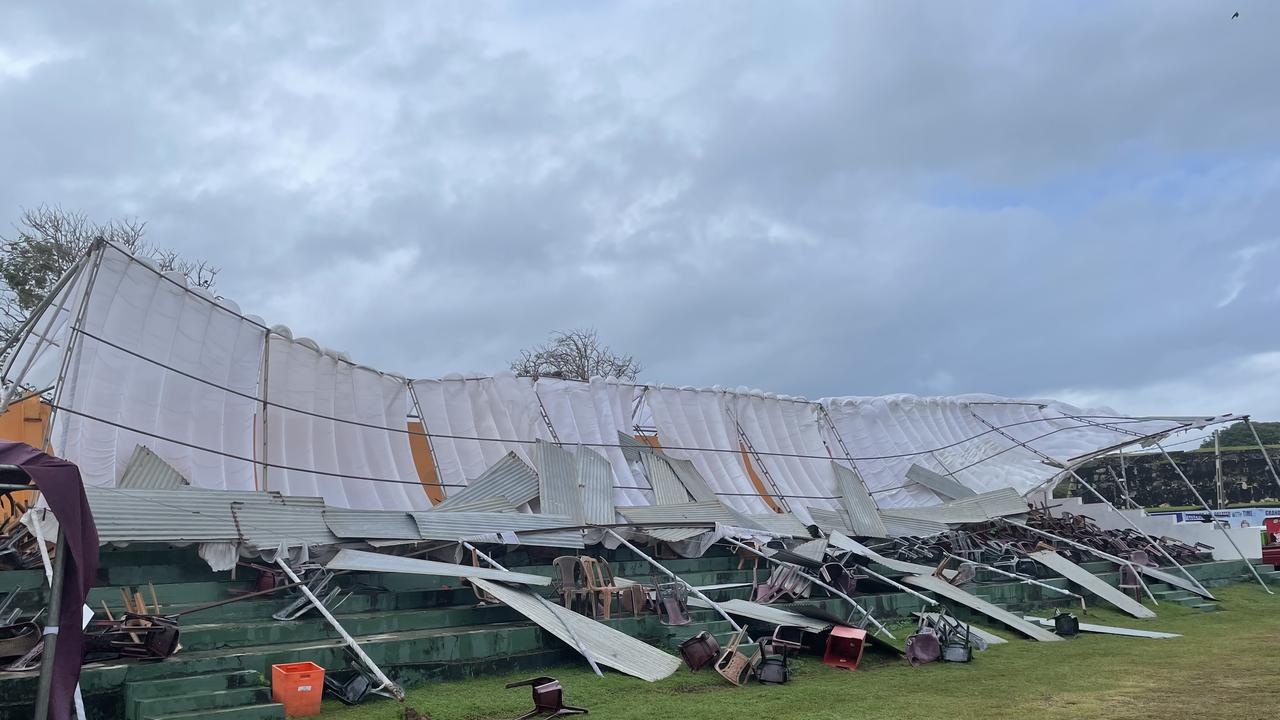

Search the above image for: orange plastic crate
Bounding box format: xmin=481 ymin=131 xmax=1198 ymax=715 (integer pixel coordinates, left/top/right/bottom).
xmin=271 ymin=661 xmax=325 ymax=717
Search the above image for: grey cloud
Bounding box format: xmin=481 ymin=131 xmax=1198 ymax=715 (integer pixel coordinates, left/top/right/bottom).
xmin=2 ymin=1 xmax=1278 ymax=418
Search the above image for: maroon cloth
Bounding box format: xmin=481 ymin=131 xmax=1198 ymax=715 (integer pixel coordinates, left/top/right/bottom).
xmin=0 ymin=442 xmax=98 ymax=720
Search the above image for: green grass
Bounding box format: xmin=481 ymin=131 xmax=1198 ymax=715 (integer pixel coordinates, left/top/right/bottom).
xmin=320 ymin=583 xmax=1278 ymax=720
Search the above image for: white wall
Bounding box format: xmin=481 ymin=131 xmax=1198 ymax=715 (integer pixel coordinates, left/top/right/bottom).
xmin=1052 ymin=497 xmax=1262 ymax=561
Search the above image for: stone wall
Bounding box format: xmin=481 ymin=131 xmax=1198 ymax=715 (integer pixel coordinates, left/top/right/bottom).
xmin=1068 ymin=448 xmax=1280 ymax=508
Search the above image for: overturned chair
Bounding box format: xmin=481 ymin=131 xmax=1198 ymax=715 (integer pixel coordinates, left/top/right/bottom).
xmin=505 ymin=676 xmax=588 ymax=719
xmin=84 ymin=613 xmax=180 ymax=662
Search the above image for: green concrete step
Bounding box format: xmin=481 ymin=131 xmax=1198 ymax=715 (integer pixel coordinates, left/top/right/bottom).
xmin=142 ymin=703 xmax=284 ymax=720
xmin=1188 ymin=602 xmax=1220 ymax=613
xmin=125 ymin=670 xmax=263 ymax=703
xmin=134 ymin=687 xmax=270 ymax=720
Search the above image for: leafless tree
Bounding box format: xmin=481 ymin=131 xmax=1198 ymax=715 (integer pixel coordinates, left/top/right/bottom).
xmin=0 ymin=205 xmax=219 ymax=339
xmin=510 ymin=328 xmax=642 ymax=382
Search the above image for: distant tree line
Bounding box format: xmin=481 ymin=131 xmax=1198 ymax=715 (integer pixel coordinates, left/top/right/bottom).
xmin=1200 ymin=420 xmax=1280 ymax=449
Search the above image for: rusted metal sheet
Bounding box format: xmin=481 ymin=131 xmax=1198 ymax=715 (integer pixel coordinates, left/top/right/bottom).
xmin=1027 ymin=550 xmax=1156 ymax=619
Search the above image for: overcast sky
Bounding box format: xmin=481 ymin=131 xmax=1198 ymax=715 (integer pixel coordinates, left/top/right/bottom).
xmin=3 ymin=2 xmax=1278 ymax=419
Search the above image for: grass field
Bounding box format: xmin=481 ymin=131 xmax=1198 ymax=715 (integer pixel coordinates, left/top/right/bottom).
xmin=321 ymin=583 xmax=1277 ymax=720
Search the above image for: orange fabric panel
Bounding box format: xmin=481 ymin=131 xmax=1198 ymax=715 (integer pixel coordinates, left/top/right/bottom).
xmin=0 ymin=395 xmax=49 ymax=520
xmin=635 ymin=434 xmax=663 ymax=450
xmin=739 ymin=441 xmax=784 ymax=513
xmin=407 ymin=421 xmax=445 ymax=505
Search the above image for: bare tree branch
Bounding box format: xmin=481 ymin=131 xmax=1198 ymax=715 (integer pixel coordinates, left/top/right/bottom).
xmin=510 ymin=328 xmax=642 ymax=382
xmin=0 ymin=205 xmax=220 ymax=341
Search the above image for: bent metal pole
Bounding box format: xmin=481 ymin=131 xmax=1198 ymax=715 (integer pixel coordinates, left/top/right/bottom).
xmin=274 ymin=559 xmax=405 ymax=699
xmin=604 ymin=528 xmax=741 ymax=632
xmin=965 ymin=407 xmax=1210 ymax=597
xmin=721 ymin=537 xmax=894 ymax=639
xmin=1155 ymin=444 xmax=1273 ymax=595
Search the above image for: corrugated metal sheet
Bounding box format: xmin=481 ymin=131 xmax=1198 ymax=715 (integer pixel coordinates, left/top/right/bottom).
xmin=470 ymin=578 xmax=682 ymax=682
xmin=664 ymin=457 xmax=718 ymax=503
xmin=1027 ymin=550 xmax=1156 ymax=619
xmin=643 ymin=526 xmax=711 ymax=542
xmin=827 ymin=531 xmax=947 ymax=576
xmin=743 ymin=512 xmax=810 ymax=538
xmin=789 ymin=537 xmax=829 ymax=561
xmin=1023 ymin=616 xmax=1180 ymax=638
xmin=687 ymin=598 xmax=832 ymax=633
xmin=832 ymin=462 xmax=889 ymax=537
xmin=434 ymin=452 xmax=538 ymax=510
xmin=901 ymin=573 xmax=1061 ymax=642
xmin=326 ymin=548 xmax=552 ymax=585
xmin=577 ymin=447 xmax=615 ymax=525
xmin=323 ymin=508 xmax=421 ymax=540
xmin=617 ymin=501 xmax=757 ymax=529
xmin=231 ymin=502 xmax=338 ymax=549
xmin=86 ymin=487 xmax=288 ymax=543
xmin=881 ymin=488 xmax=1028 ymax=524
xmin=119 ymin=445 xmax=189 ymax=489
xmin=434 ymin=496 xmax=519 ymax=514
xmin=513 ymin=531 xmax=587 ymax=549
xmin=805 ymin=506 xmax=851 ymax=534
xmin=914 ymin=613 xmax=1008 ymax=645
xmin=410 ymin=511 xmax=576 ymax=541
xmin=534 ymin=440 xmax=581 ymax=521
xmin=878 ymin=514 xmax=950 ymax=538
xmin=617 ymin=432 xmax=652 ymax=464
xmin=641 ymin=454 xmax=692 ymax=505
xmin=905 ymin=463 xmax=976 ymax=500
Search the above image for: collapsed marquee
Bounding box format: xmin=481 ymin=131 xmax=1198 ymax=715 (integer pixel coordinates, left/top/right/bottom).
xmin=0 ymin=242 xmax=1236 ymax=523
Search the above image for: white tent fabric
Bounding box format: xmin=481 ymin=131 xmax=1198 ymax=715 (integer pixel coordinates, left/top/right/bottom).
xmin=723 ymin=391 xmax=841 ymax=523
xmin=51 ymin=245 xmax=265 ymax=489
xmin=409 ymin=373 xmax=547 ymax=493
xmin=0 ymin=257 xmax=94 ymax=401
xmin=3 ymin=244 xmax=1220 ymax=519
xmin=535 ymin=378 xmax=652 ymax=507
xmin=263 ymin=332 xmax=428 ymax=510
xmin=643 ymin=386 xmax=776 ymax=515
xmin=819 ymin=394 xmax=1188 ymax=508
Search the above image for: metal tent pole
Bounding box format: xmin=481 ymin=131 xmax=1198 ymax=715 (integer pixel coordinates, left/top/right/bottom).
xmin=1156 ymin=444 xmax=1272 ymax=594
xmin=604 ymin=528 xmax=741 ymax=631
xmin=942 ymin=552 xmax=1086 ymax=610
xmin=998 ymin=518 xmax=1158 ymax=602
xmin=721 ymin=537 xmax=894 ymax=639
xmin=966 ymin=407 xmax=1210 ymax=597
xmin=461 ymin=541 xmax=603 ymax=677
xmin=33 ymin=529 xmax=66 ymax=720
xmin=274 ymin=559 xmax=405 ymax=698
xmin=1244 ymin=418 xmax=1280 ymax=496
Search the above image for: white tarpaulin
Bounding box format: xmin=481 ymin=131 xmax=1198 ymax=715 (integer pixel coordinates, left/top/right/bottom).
xmin=409 ymin=374 xmax=547 ymax=493
xmin=263 ymin=331 xmax=428 ymax=511
xmin=534 ymin=378 xmax=652 ymax=507
xmin=819 ymin=394 xmax=1190 ymax=508
xmin=51 ymin=245 xmax=265 ymax=490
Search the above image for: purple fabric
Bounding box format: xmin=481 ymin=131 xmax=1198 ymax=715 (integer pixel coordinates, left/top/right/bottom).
xmin=0 ymin=442 xmax=98 ymax=720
